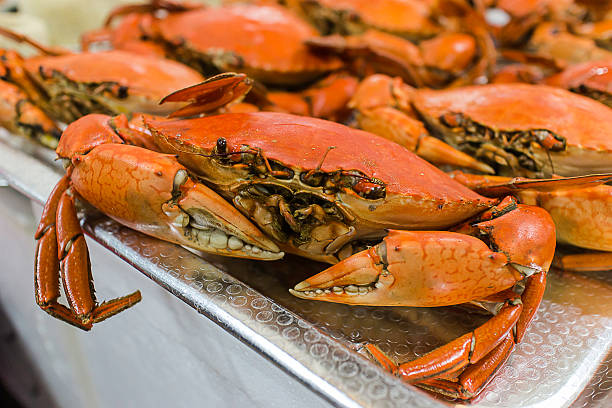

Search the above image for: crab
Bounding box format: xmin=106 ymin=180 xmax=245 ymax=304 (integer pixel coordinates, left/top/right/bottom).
xmin=523 ymin=22 xmax=612 ymax=66
xmin=0 ymin=27 xmax=204 ymax=147
xmin=448 ymin=171 xmax=612 ymax=272
xmin=482 ymin=0 xmax=588 ymax=46
xmin=350 ymin=74 xmax=612 ymax=179
xmin=300 ymin=0 xmax=497 ymax=88
xmin=35 ymin=73 xmax=556 ymax=399
xmin=285 ymin=0 xmax=443 ymax=40
xmin=544 ymin=59 xmax=612 ymax=107
xmin=80 ymin=1 xmax=342 ymax=86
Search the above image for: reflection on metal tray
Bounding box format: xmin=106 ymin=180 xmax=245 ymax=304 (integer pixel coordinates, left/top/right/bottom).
xmin=0 ymin=134 xmax=610 ymax=408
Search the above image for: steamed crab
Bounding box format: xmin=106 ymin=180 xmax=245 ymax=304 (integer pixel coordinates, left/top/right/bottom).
xmin=81 ymin=1 xmax=342 ymax=86
xmin=544 ymin=59 xmax=612 ymax=107
xmin=0 ymin=27 xmax=203 ymax=147
xmin=299 ymin=0 xmax=498 ymax=88
xmin=35 ymin=74 xmax=556 ymax=399
xmin=350 ymin=74 xmax=612 ymax=178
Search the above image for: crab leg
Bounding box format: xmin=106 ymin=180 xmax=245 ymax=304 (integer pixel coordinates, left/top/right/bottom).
xmin=265 ymin=72 xmax=358 ymax=121
xmin=354 ymin=105 xmax=495 ymax=174
xmin=160 ymin=73 xmax=253 ymax=118
xmin=34 ymin=175 xmax=85 ymax=328
xmin=350 ymin=75 xmax=494 ymax=174
xmin=364 ymin=300 xmax=521 ymax=381
xmin=417 ymin=334 xmax=516 ymax=399
xmin=35 ymin=173 xmax=142 ymax=330
xmin=553 ymin=252 xmax=612 ymax=272
xmin=417 ymin=264 xmax=547 ymax=398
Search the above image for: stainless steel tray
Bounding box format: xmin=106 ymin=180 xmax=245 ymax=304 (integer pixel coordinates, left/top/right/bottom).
xmin=1 ymin=133 xmax=610 ymax=408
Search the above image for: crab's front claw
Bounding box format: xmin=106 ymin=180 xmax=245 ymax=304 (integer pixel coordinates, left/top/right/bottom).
xmin=69 ymin=142 xmax=283 ymax=261
xmin=290 ymin=230 xmax=523 ymax=307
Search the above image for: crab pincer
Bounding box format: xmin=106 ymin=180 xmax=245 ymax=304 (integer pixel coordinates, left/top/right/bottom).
xmin=291 ymin=197 xmax=555 ymax=398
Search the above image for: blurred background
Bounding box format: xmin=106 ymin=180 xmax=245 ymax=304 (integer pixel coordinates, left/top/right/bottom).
xmin=0 ymin=0 xmax=218 ymax=52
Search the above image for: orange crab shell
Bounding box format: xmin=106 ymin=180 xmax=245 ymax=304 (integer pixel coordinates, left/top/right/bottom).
xmin=527 ymin=23 xmax=612 ymax=66
xmin=151 ymin=4 xmax=342 ymax=85
xmin=412 ymin=83 xmax=612 ymax=176
xmin=24 ymin=50 xmax=204 ymax=115
xmin=305 ymin=0 xmax=440 ymax=38
xmin=545 ymin=59 xmax=612 ymax=97
xmin=147 ymin=111 xmax=495 ymax=234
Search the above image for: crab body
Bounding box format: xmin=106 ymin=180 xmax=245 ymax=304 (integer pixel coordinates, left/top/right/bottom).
xmin=545 ymin=59 xmax=612 ymax=107
xmin=148 ymin=111 xmax=497 ymax=262
xmin=0 ymin=28 xmax=204 ymax=146
xmin=21 ymin=50 xmax=204 ymax=122
xmin=413 ymin=83 xmax=612 ymax=177
xmin=85 ymin=3 xmax=342 ymax=86
xmin=295 ymin=0 xmax=441 ymax=40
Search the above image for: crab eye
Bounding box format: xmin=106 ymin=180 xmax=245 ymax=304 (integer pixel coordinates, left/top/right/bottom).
xmin=216 ymin=137 xmax=227 ymax=155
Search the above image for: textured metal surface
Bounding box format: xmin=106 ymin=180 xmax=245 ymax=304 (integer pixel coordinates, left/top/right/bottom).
xmin=0 ymin=134 xmax=611 ymax=408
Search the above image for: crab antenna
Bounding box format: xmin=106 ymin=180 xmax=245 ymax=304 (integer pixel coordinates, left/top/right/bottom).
xmin=0 ymin=27 xmax=70 ymax=56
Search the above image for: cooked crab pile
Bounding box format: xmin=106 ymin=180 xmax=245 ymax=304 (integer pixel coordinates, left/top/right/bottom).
xmin=1 ymin=0 xmax=610 ymax=401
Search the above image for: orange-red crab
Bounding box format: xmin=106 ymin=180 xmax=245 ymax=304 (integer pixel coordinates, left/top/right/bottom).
xmin=301 ymin=0 xmax=497 ymax=87
xmin=449 ymin=171 xmax=612 ymax=272
xmin=36 ymin=74 xmax=556 ymax=400
xmin=81 ymin=1 xmax=342 ymax=86
xmin=482 ymin=0 xmax=588 ymax=45
xmin=544 ymin=59 xmax=612 ymax=107
xmin=0 ymin=27 xmax=203 ymax=147
xmin=351 ymin=74 xmax=612 ymax=178
xmin=285 ymin=0 xmax=442 ymax=40
xmin=494 ymin=21 xmax=612 ymax=73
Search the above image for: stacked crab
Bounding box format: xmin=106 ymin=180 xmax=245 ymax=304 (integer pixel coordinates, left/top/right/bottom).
xmin=1 ymin=0 xmax=610 ymax=401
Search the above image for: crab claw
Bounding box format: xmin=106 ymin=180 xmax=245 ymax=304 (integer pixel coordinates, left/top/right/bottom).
xmin=291 ymin=198 xmax=556 ymax=306
xmin=290 ymin=229 xmax=524 ymax=307
xmin=168 ymin=172 xmax=283 ymax=260
xmin=350 ymin=75 xmax=495 ymax=174
xmin=69 ymin=143 xmax=282 ymax=261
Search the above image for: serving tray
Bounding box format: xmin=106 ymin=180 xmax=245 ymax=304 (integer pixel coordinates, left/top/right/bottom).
xmin=0 ymin=132 xmax=610 ymax=408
